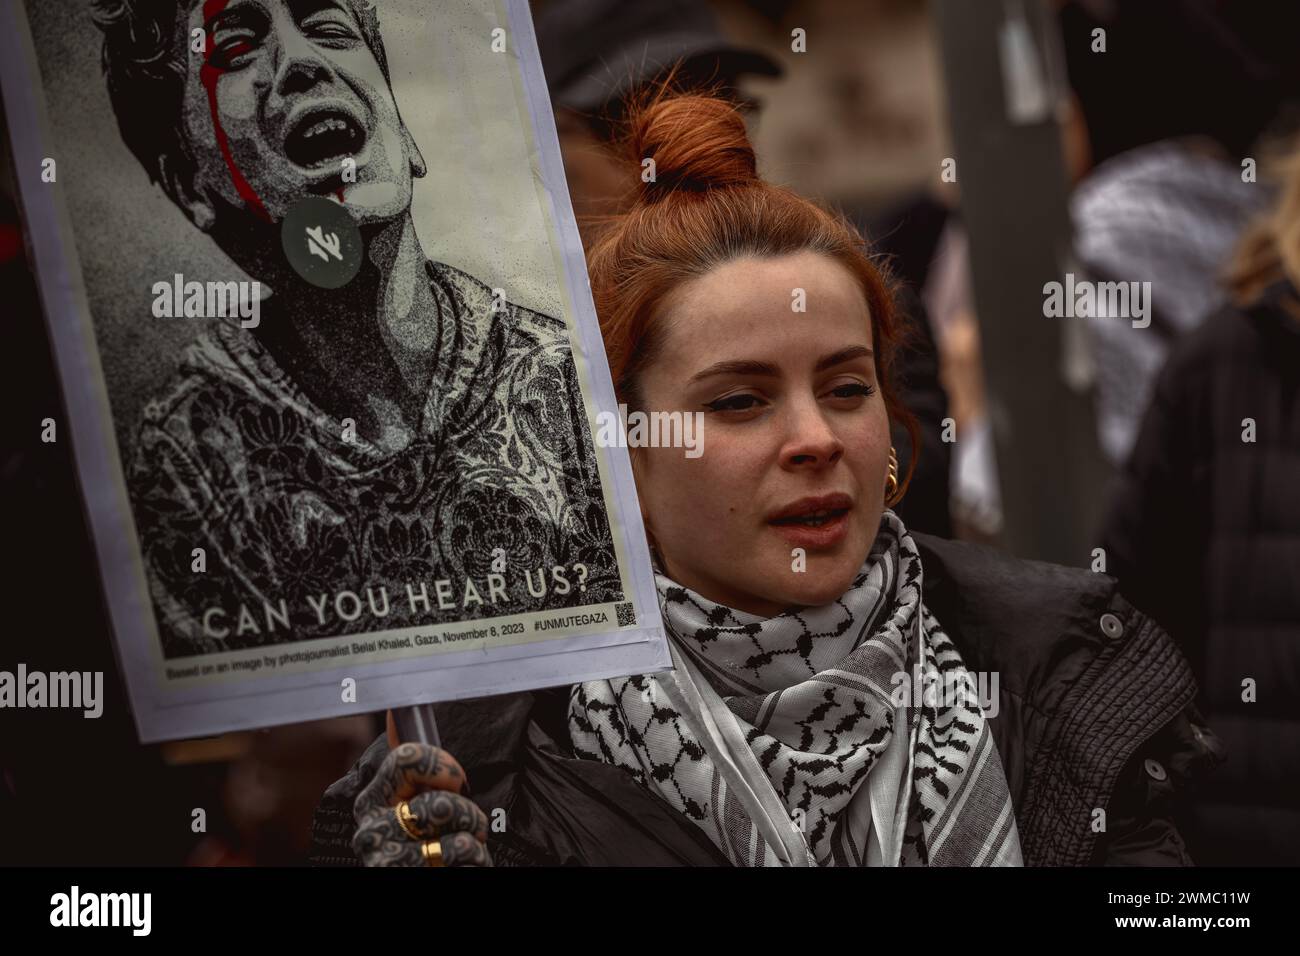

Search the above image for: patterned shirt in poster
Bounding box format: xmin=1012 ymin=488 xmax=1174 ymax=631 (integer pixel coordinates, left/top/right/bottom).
xmin=128 ymin=260 xmax=622 ymax=658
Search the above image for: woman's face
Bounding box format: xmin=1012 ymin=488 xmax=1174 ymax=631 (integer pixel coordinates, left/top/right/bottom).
xmin=633 ymin=250 xmax=891 ymax=617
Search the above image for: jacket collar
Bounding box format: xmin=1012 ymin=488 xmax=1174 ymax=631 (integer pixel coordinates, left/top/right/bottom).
xmin=913 ymin=532 xmax=1198 ymax=865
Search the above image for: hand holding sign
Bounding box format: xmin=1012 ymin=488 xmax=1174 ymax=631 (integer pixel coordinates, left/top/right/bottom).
xmin=350 ymin=716 xmax=491 ymax=867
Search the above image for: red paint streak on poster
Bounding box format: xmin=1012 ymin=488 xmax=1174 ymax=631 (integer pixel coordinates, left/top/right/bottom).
xmin=200 ymin=0 xmax=271 ymax=222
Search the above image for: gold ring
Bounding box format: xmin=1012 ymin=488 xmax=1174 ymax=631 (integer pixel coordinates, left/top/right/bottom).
xmin=395 ymin=800 xmax=422 ymax=840
xmin=421 ymin=839 xmax=444 ymax=867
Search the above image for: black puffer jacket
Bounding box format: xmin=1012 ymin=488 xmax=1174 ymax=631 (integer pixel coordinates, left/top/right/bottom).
xmin=1101 ymin=282 xmax=1300 ymax=865
xmin=310 ymin=533 xmax=1222 ymax=866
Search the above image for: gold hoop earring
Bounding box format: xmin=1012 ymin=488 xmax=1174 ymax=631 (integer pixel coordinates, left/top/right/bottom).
xmin=884 ymin=446 xmax=900 ymax=504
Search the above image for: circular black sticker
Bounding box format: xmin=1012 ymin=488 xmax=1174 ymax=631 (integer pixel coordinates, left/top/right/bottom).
xmin=280 ymin=196 xmax=363 ymax=289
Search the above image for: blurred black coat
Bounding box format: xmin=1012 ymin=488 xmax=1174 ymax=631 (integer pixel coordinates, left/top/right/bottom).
xmin=1101 ymin=283 xmax=1300 ymax=865
xmin=310 ymin=534 xmax=1221 ymax=867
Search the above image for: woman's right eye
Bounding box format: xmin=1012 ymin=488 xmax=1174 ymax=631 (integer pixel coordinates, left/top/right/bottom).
xmin=704 ymin=394 xmax=764 ymax=412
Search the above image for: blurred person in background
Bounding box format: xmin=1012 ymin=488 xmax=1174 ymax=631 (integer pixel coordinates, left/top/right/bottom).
xmin=1100 ymin=146 xmax=1300 ymax=866
xmin=1072 ymin=139 xmax=1273 ymax=464
xmin=535 ymin=0 xmax=781 ymax=239
xmin=535 ymin=0 xmax=954 ymax=538
xmin=873 ymin=0 xmax=1300 ymax=538
xmin=1061 ymin=0 xmax=1300 ymax=466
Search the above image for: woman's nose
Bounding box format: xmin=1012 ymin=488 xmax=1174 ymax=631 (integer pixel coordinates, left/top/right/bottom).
xmin=781 ymin=399 xmax=844 ymax=469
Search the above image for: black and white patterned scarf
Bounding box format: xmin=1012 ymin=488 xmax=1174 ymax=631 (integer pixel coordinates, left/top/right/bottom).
xmin=569 ymin=512 xmax=1022 ymax=867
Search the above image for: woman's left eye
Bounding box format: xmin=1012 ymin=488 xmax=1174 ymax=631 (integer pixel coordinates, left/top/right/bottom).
xmin=704 ymin=394 xmax=764 ymax=412
xmin=828 ymin=383 xmax=876 ymax=399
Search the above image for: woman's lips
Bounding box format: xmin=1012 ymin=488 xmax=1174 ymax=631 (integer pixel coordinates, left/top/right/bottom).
xmin=768 ymin=511 xmax=850 ymax=550
xmin=766 ymin=494 xmax=853 ymax=550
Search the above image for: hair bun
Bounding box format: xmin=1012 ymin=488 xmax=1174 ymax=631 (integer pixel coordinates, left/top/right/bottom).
xmin=628 ymin=94 xmax=759 ymax=200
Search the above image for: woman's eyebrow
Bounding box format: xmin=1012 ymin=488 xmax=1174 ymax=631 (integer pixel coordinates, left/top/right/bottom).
xmin=814 ymin=345 xmax=874 ymax=371
xmin=688 ymin=346 xmax=874 ymax=383
xmin=687 ymin=359 xmax=780 ymax=382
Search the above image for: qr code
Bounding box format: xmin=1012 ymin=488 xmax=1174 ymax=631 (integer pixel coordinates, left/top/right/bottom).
xmin=615 ymin=602 xmax=636 ymax=627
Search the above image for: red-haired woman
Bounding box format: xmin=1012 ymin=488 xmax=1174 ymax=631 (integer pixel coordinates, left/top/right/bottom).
xmin=312 ymin=92 xmax=1222 ymax=868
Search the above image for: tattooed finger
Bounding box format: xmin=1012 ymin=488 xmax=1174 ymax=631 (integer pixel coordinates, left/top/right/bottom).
xmin=352 ymin=810 xmax=425 ymax=867
xmin=353 ymin=742 xmax=468 ymax=821
xmin=439 ymin=830 xmax=493 ymax=867
xmin=404 ymin=790 xmax=489 ymax=842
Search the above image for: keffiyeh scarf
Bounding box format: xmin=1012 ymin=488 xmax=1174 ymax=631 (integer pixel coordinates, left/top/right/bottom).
xmin=568 ymin=512 xmax=1022 ymax=867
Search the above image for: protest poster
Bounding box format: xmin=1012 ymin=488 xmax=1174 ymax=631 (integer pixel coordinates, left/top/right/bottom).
xmin=0 ymin=0 xmax=668 ymax=742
